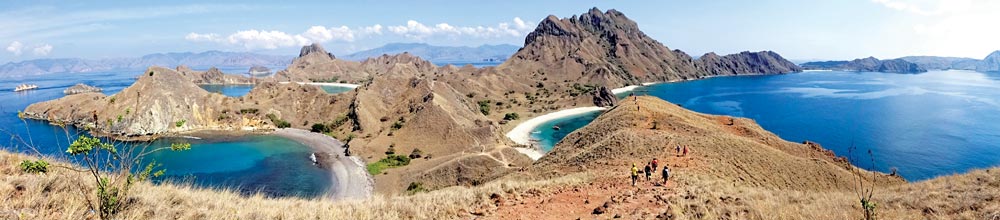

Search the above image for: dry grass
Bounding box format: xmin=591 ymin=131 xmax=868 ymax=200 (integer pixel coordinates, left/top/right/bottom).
xmin=1 ymin=151 xmax=591 ymax=220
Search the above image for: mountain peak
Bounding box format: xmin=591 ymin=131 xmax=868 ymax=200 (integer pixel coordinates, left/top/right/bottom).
xmin=299 ymin=43 xmax=335 ymax=59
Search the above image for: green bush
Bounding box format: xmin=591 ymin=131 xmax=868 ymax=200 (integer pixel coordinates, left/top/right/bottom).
xmin=366 ymin=154 xmax=411 ymax=175
xmin=311 ymin=123 xmax=330 ymax=133
xmin=175 ymin=120 xmax=186 ymax=128
xmin=406 ymin=182 xmax=427 ymax=194
xmin=239 ymin=108 xmax=259 ymax=114
xmin=19 ymin=159 xmax=49 ymax=174
xmin=265 ymin=113 xmax=291 ymax=128
xmin=478 ymin=100 xmax=492 ymax=115
xmin=503 ymin=112 xmax=520 ymax=121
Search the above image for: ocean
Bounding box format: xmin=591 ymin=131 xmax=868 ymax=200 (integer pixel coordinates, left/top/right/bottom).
xmin=531 ymin=70 xmax=1000 ymax=181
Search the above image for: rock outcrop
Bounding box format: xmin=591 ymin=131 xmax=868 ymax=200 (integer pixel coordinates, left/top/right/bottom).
xmin=176 ymin=66 xmax=253 ymax=84
xmin=976 ymin=50 xmax=1000 ymax=72
xmin=591 ymin=86 xmax=617 ymax=107
xmin=802 ymin=57 xmax=927 ymax=73
xmin=63 ymin=83 xmax=102 ymax=95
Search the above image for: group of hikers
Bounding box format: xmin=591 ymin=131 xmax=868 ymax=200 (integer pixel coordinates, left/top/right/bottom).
xmin=630 ymin=144 xmax=690 ymax=186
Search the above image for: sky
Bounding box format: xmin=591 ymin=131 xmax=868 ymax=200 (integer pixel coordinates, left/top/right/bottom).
xmin=2 ymin=0 xmax=999 ymax=63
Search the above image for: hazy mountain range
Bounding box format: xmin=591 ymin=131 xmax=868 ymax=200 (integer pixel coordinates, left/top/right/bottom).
xmin=340 ymin=43 xmax=520 ymax=62
xmin=801 ymin=50 xmax=1000 ymax=73
xmin=0 ymin=51 xmax=293 ymax=78
xmin=899 ymin=50 xmax=1000 ymax=72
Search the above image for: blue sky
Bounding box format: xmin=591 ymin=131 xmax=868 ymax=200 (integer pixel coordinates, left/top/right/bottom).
xmin=2 ymin=0 xmax=998 ymax=63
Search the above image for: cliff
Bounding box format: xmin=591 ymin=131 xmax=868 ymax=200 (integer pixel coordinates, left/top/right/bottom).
xmin=695 ymin=51 xmax=802 ymax=76
xmin=802 ymin=57 xmax=927 ymax=73
xmin=175 ymin=66 xmax=253 ymax=84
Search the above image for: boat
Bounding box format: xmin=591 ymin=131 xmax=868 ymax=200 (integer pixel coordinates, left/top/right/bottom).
xmin=14 ymin=84 xmax=38 ymax=92
xmin=552 ymin=125 xmax=561 ymax=130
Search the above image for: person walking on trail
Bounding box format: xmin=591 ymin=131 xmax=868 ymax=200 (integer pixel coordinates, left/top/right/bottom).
xmin=675 ymin=145 xmax=681 ymax=156
xmin=631 ymin=163 xmax=639 ymax=186
xmin=651 ymin=158 xmax=659 ymax=173
xmin=644 ymin=163 xmax=652 ymax=181
xmin=662 ymin=166 xmax=670 ymax=185
xmin=683 ymin=145 xmax=689 ymax=157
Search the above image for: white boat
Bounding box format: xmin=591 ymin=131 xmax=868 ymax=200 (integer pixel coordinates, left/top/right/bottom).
xmin=14 ymin=84 xmax=38 ymax=92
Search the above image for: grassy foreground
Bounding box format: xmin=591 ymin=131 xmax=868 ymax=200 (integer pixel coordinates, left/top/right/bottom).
xmin=0 ymin=150 xmax=590 ymax=219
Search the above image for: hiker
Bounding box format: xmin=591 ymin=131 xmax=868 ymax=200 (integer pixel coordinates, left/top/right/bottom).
xmin=644 ymin=163 xmax=652 ymax=181
xmin=675 ymin=145 xmax=681 ymax=156
xmin=662 ymin=166 xmax=670 ymax=185
xmin=683 ymin=145 xmax=689 ymax=156
xmin=651 ymin=158 xmax=659 ymax=173
xmin=631 ymin=163 xmax=639 ymax=186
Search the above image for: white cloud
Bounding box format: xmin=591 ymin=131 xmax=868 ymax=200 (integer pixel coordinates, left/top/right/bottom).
xmin=185 ymin=33 xmax=220 ymax=42
xmin=32 ymin=44 xmax=52 ymax=56
xmin=186 ymin=17 xmax=534 ymax=49
xmin=6 ymin=41 xmax=23 ymax=55
xmin=387 ymin=17 xmax=534 ymax=39
xmin=872 ymin=0 xmax=1000 ymax=57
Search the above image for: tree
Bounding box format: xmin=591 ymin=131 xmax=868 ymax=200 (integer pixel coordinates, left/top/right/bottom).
xmin=503 ymin=112 xmax=520 ymax=121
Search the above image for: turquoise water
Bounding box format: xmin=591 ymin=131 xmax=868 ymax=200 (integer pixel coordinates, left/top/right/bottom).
xmin=535 ymin=70 xmax=1000 ymax=181
xmin=0 ymin=70 xmax=332 ymax=198
xmin=319 ymin=85 xmax=355 ymax=94
xmin=529 ymin=111 xmax=603 ymax=152
xmin=200 ymin=84 xmax=254 ymax=97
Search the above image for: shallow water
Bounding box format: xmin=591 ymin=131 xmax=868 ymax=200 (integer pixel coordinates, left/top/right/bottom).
xmin=534 ymin=70 xmax=1000 ymax=181
xmin=0 ymin=69 xmax=332 ymax=198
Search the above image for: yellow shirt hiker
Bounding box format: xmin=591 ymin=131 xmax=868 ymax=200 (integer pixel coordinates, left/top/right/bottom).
xmin=630 ymin=163 xmax=639 ymax=186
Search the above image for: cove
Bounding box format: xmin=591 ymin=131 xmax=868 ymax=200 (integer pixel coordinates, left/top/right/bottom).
xmin=534 ymin=70 xmax=1000 ymax=181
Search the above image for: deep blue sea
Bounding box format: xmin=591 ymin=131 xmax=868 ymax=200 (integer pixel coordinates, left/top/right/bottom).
xmin=0 ymin=68 xmax=349 ymax=197
xmin=532 ymin=70 xmax=1000 ymax=181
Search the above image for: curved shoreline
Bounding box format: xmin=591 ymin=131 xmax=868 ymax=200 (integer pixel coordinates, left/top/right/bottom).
xmin=505 ymin=106 xmax=607 ymax=160
xmin=272 ymin=128 xmax=373 ymax=200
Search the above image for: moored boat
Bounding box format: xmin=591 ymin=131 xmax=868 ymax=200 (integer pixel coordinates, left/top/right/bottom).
xmin=14 ymin=84 xmax=39 ymax=92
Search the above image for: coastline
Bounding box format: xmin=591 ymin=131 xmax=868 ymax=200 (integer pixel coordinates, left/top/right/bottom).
xmin=278 ymin=81 xmax=361 ymax=88
xmin=272 ymin=128 xmax=373 ymax=200
xmin=505 ymin=106 xmax=607 ymax=160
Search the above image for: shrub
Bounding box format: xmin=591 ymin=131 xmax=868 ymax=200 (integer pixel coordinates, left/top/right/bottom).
xmin=503 ymin=112 xmax=520 ymax=121
xmin=65 ymin=136 xmax=189 ymax=219
xmin=406 ymin=182 xmax=427 ymax=194
xmin=175 ymin=119 xmax=186 ymax=128
xmin=311 ymin=123 xmax=330 ymax=133
xmin=391 ymin=118 xmax=405 ymax=131
xmin=19 ymin=159 xmax=49 ymax=174
xmin=266 ymin=113 xmax=291 ymax=128
xmin=478 ymin=100 xmax=492 ymax=115
xmin=239 ymin=108 xmax=259 ymax=114
xmin=385 ymin=144 xmax=396 ymax=155
xmin=366 ymin=154 xmax=412 ymax=175
xmin=409 ymin=148 xmax=423 ymax=159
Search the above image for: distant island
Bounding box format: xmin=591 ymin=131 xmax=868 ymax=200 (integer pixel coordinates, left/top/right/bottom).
xmin=801 ymin=57 xmax=926 ymax=73
xmin=802 ymin=50 xmax=1000 ymax=73
xmin=899 ymin=50 xmax=1000 ymax=72
xmin=340 ymin=43 xmax=520 ymax=63
xmin=0 ymin=51 xmax=293 ymax=77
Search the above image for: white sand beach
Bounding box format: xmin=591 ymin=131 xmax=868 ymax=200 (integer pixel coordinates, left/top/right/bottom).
xmin=506 ymin=106 xmax=607 ymax=160
xmin=611 ymin=85 xmax=641 ymax=94
xmin=278 ymin=82 xmax=361 ymax=88
xmin=273 ymin=128 xmax=373 ymax=200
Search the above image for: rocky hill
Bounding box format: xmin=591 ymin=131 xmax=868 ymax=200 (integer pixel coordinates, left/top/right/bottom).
xmin=500 ymin=8 xmax=800 ymax=88
xmin=22 ymin=66 xmax=353 ymax=140
xmin=802 ymin=57 xmax=927 ymax=73
xmin=175 ymin=66 xmax=253 ymax=84
xmin=341 ymin=43 xmax=519 ymax=62
xmin=977 ymin=50 xmax=1000 ymax=72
